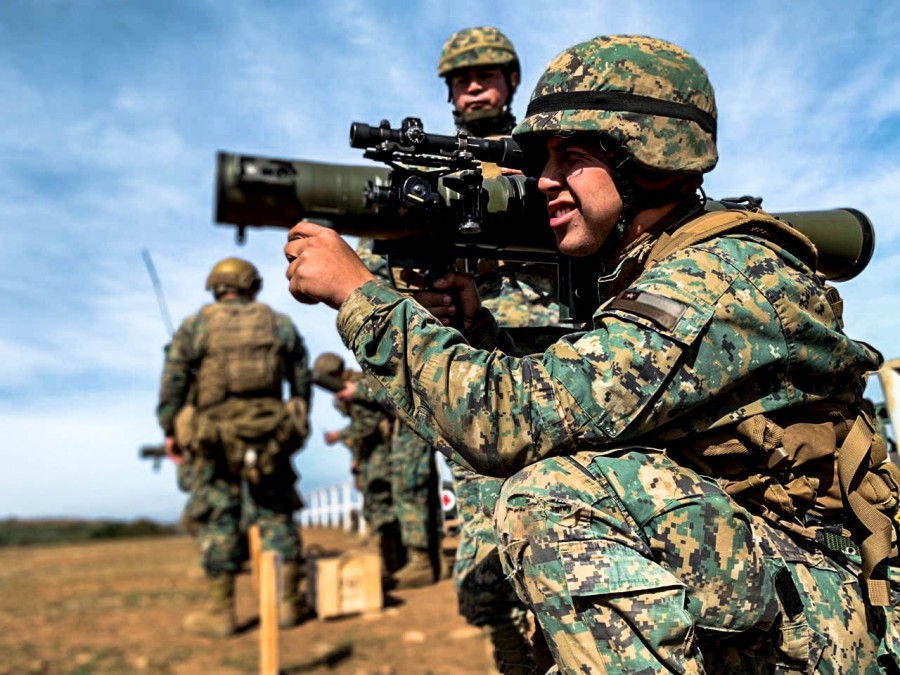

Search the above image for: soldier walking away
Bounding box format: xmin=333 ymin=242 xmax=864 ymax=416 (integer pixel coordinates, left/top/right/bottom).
xmin=158 ymin=257 xmax=311 ymax=637
xmin=286 ymin=35 xmax=900 ymax=673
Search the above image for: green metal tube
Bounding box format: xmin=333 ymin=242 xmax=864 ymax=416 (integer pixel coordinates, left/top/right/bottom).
xmin=215 ymin=152 xmax=875 ymax=281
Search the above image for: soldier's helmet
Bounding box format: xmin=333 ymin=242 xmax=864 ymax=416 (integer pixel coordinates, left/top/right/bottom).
xmin=205 ymin=257 xmax=262 ymax=296
xmin=438 ymin=26 xmax=520 ymax=78
xmin=513 ymin=35 xmax=717 ymax=175
xmin=313 ymin=352 xmax=345 ymax=378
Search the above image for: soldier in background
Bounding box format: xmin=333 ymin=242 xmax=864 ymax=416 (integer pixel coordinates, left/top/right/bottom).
xmin=158 ymin=257 xmax=310 ymax=637
xmin=315 ymin=352 xmax=406 ymax=581
xmin=350 ymin=243 xmax=445 ymax=590
xmin=435 ymin=26 xmax=557 ymax=673
xmin=439 ymin=26 xmax=518 ymax=137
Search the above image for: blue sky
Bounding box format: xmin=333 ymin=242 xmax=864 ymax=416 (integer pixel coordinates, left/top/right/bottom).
xmin=1 ymin=0 xmax=898 ymax=521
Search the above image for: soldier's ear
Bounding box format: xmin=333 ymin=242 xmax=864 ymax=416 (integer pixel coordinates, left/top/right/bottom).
xmin=510 ymin=71 xmax=520 ymax=92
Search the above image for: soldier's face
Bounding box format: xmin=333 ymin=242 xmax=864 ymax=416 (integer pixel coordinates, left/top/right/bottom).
xmin=450 ymin=66 xmax=513 ymax=114
xmin=538 ymin=136 xmax=624 ymax=257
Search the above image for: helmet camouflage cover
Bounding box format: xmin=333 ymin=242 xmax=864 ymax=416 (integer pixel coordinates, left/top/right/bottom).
xmin=313 ymin=352 xmax=345 ymax=377
xmin=205 ymin=257 xmax=261 ymax=292
xmin=513 ymin=35 xmax=717 ymax=174
xmin=438 ymin=26 xmax=519 ymax=77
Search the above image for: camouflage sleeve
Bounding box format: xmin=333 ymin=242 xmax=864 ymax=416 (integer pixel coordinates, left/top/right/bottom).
xmin=156 ymin=316 xmax=201 ymax=435
xmin=277 ymin=313 xmax=311 ymax=401
xmin=337 ymin=238 xmax=879 ymax=477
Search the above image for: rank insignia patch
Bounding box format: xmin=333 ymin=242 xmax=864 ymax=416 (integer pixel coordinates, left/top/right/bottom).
xmin=608 ymin=289 xmax=687 ymax=331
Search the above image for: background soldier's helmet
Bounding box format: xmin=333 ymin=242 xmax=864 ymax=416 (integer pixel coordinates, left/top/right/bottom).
xmin=313 ymin=352 xmax=345 ymax=378
xmin=438 ymin=26 xmax=520 ymax=78
xmin=205 ymin=257 xmax=262 ymax=296
xmin=513 ymin=35 xmax=718 ymax=174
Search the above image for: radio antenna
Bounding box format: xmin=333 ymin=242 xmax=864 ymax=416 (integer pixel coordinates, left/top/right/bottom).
xmin=141 ymin=249 xmax=175 ymax=337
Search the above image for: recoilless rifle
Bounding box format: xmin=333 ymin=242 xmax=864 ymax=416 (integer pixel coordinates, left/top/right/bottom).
xmin=215 ymin=117 xmax=875 ymax=323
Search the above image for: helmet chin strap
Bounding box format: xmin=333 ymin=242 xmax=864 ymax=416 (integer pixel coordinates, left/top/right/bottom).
xmin=600 ymin=154 xmax=699 ymax=260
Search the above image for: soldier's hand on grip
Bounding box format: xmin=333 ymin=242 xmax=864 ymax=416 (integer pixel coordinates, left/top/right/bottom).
xmin=284 ymin=221 xmax=375 ymax=309
xmin=412 ymin=271 xmax=482 ymax=333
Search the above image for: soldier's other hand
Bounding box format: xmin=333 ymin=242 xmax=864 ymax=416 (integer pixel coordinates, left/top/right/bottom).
xmin=284 ymin=221 xmax=375 ymax=308
xmin=324 ymin=430 xmax=341 ymax=445
xmin=412 ymin=271 xmax=482 ymax=332
xmin=164 ymin=436 xmax=185 ymax=465
xmin=350 ymin=460 xmax=360 ymax=474
xmin=336 ymin=380 xmax=357 ymax=402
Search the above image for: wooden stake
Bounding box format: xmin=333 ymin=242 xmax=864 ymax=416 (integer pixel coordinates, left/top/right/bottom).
xmin=249 ymin=524 xmax=262 ymax=594
xmin=260 ymin=550 xmax=282 ymax=675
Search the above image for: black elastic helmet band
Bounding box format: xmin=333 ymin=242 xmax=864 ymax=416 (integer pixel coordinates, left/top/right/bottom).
xmin=526 ymin=91 xmax=716 ymax=139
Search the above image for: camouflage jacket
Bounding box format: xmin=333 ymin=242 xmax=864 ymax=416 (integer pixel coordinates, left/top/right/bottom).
xmin=157 ymin=298 xmax=310 ymax=435
xmin=336 ymin=216 xmax=882 ymax=476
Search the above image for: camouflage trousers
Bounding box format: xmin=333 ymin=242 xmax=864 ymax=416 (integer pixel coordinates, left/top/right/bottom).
xmin=183 ymin=457 xmax=303 ymax=577
xmin=495 ymin=448 xmax=900 ymax=674
xmin=391 ymin=423 xmax=441 ymax=552
xmin=452 ymin=462 xmax=528 ymax=627
xmin=359 ymin=439 xmax=396 ymax=532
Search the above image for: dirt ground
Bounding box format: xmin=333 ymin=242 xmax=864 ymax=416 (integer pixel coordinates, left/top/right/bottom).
xmin=0 ymin=529 xmax=498 ymax=675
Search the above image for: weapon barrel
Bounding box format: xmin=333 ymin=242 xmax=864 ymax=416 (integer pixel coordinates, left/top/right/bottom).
xmin=215 ymin=152 xmax=554 ymax=251
xmin=215 ymin=152 xmax=398 ymax=236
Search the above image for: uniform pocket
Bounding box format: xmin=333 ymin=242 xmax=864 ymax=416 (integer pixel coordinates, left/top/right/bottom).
xmin=549 ymin=539 xmax=698 ymax=672
xmin=724 ymin=525 xmax=830 ymax=675
xmin=878 ymin=566 xmax=900 ymax=668
xmin=559 ymin=538 xmax=684 ymax=597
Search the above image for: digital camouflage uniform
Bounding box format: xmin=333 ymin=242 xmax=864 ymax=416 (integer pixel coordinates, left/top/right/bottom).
xmin=159 ymin=297 xmax=310 ymax=576
xmin=335 ymin=36 xmax=900 ymax=674
xmin=157 ymin=262 xmax=310 ymax=588
xmin=357 ymin=240 xmax=443 ymax=585
xmin=451 ymin=267 xmax=564 ymax=670
xmin=333 ymin=374 xmax=396 ymax=533
xmin=440 ymin=27 xmax=558 ymax=671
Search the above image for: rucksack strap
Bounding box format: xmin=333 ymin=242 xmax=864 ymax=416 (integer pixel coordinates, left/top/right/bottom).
xmin=839 ymin=414 xmax=898 ymax=606
xmin=647 ymin=209 xmax=818 ymax=272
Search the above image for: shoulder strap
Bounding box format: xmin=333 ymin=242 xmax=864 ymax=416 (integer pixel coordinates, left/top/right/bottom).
xmin=647 ymin=209 xmax=819 ymax=273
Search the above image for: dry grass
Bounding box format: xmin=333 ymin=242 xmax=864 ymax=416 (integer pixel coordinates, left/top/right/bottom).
xmin=0 ymin=529 xmax=492 ymax=674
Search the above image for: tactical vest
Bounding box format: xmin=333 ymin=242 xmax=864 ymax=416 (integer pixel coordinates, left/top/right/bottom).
xmin=620 ymin=209 xmax=900 ymax=605
xmin=195 ymin=301 xmax=283 ymax=411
